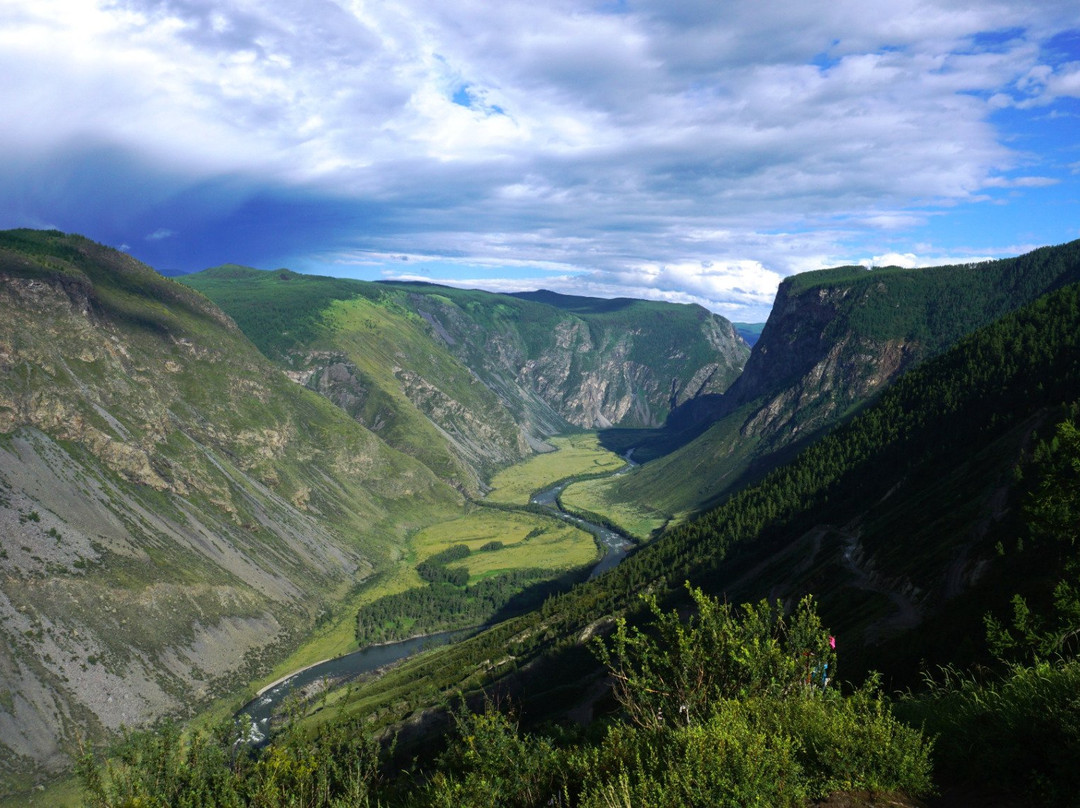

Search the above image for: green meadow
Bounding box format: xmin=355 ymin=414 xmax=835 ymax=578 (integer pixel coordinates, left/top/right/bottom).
xmin=484 ymin=432 xmax=625 ymax=505
xmin=412 ymin=509 xmax=597 ymax=581
xmin=558 ymin=476 xmax=670 ymax=541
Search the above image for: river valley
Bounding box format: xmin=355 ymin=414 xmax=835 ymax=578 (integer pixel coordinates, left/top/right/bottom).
xmin=236 ymin=446 xmax=638 ymax=744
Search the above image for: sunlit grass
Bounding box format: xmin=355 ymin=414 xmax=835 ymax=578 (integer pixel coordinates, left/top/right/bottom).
xmin=0 ymin=775 xmax=84 ymax=808
xmin=412 ymin=508 xmax=597 ymax=580
xmin=560 ymin=475 xmax=671 ymax=540
xmin=485 ymin=433 xmax=625 ymax=505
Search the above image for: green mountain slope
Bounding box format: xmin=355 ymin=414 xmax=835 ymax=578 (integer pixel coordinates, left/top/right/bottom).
xmin=323 ymin=277 xmax=1080 ymax=741
xmin=180 ymin=270 xmax=749 ymax=493
xmin=181 ymin=267 xmax=530 ymax=495
xmin=577 ymin=240 xmax=1080 ymax=530
xmin=0 ymin=231 xmax=462 ymax=792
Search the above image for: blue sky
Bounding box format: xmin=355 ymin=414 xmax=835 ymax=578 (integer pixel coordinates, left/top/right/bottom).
xmin=2 ymin=1 xmax=1079 ymax=321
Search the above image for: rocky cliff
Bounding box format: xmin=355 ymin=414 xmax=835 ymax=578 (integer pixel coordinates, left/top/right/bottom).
xmin=0 ymin=231 xmax=460 ymax=792
xmin=729 ymin=242 xmax=1080 ymax=443
xmin=582 ymin=241 xmax=1080 ymax=525
xmin=394 ymin=285 xmax=748 ymax=432
xmin=181 ymin=271 xmax=750 ymax=493
xmin=725 ymin=272 xmax=919 ymax=443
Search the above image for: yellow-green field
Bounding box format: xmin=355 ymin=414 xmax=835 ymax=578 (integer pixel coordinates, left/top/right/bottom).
xmin=235 ymin=507 xmax=596 ymax=705
xmin=485 ymin=433 xmax=625 ymax=505
xmin=559 ymin=475 xmax=671 ymax=541
xmin=411 ymin=508 xmax=597 ymax=580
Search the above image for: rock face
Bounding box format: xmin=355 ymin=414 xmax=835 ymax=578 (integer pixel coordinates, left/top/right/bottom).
xmin=727 ymin=277 xmax=919 ymax=442
xmin=0 ymin=231 xmax=460 ymax=792
xmin=729 ymin=243 xmax=1080 ymax=445
xmin=181 ymin=271 xmax=751 ymax=493
xmin=402 ymin=287 xmax=749 ymax=432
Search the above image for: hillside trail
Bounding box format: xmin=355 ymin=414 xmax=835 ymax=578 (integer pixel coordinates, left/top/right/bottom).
xmin=838 ymin=527 xmax=921 ymax=642
xmin=724 ymin=522 xmax=921 ymax=643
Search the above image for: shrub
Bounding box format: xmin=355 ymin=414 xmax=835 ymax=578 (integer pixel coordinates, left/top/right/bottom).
xmin=592 ymin=585 xmax=836 ymax=731
xmin=422 ymin=705 xmax=563 ymax=808
xmin=901 ymin=659 xmax=1080 ymax=803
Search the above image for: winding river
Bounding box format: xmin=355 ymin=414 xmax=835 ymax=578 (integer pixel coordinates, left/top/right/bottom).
xmin=237 ymin=630 xmax=468 ymax=744
xmin=236 ymin=450 xmax=637 ymax=744
xmin=528 ymin=450 xmax=637 ymax=578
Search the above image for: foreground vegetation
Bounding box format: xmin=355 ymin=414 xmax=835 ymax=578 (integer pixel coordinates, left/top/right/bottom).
xmin=80 ymin=590 xmax=933 ymax=807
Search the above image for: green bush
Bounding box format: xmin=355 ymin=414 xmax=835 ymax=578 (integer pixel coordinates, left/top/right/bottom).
xmin=573 ymin=712 xmax=805 ymax=808
xmin=772 ymin=682 xmax=933 ymax=798
xmin=421 ymin=706 xmax=562 ymax=808
xmin=902 ymin=660 xmax=1080 ymax=803
xmin=79 ymin=716 xmax=382 ymax=808
xmin=593 ymin=586 xmax=836 ymax=730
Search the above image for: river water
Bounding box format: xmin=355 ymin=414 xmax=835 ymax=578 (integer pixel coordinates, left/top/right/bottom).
xmin=528 ymin=455 xmax=637 ymax=579
xmin=236 ymin=630 xmax=467 ymax=744
xmin=236 ymin=451 xmax=637 ymax=744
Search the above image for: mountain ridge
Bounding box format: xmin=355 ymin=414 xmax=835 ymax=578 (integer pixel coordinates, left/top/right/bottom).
xmin=181 ymin=268 xmax=750 ymax=493
xmin=0 ymin=230 xmax=462 ymax=792
xmin=575 ymin=239 xmax=1080 ymax=532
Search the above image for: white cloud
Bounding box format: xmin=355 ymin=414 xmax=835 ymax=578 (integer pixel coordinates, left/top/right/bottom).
xmin=982 ymin=176 xmax=1060 ymax=188
xmin=1 ymin=0 xmax=1078 ymax=313
xmin=859 ymin=251 xmax=997 ymax=269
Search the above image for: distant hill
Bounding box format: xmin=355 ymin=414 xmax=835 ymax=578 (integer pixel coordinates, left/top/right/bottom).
xmin=732 ymin=322 xmax=765 ymax=347
xmin=181 ymin=270 xmax=750 ymax=493
xmin=507 ymin=288 xmax=643 ymax=314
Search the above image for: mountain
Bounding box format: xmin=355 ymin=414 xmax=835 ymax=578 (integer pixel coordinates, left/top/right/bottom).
xmin=575 ymin=241 xmax=1080 ymax=533
xmin=179 ymin=270 xmax=750 ymax=494
xmin=732 ymin=322 xmax=764 ymax=347
xmin=0 ymin=231 xmax=462 ymax=792
xmin=385 ymin=283 xmax=748 ymax=429
xmin=322 ymin=273 xmax=1080 ymax=750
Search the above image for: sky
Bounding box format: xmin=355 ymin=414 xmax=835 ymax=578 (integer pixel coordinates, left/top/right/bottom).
xmin=2 ymin=1 xmax=1079 ymax=321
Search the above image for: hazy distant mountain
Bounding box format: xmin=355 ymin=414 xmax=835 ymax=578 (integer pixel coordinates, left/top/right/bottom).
xmin=732 ymin=322 xmax=765 ymax=347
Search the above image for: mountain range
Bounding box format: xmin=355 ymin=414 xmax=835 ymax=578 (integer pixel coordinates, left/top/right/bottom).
xmin=2 ymin=227 xmax=1079 ymax=802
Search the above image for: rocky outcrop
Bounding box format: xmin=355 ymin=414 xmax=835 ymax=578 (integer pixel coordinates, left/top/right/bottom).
xmin=408 ymin=290 xmax=749 ymax=432
xmin=729 ymin=279 xmax=920 ymax=441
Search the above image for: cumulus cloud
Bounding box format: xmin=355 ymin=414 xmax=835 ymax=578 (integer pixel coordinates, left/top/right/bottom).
xmin=1 ymin=0 xmax=1078 ymax=318
xmin=858 ymin=252 xmax=997 ymax=269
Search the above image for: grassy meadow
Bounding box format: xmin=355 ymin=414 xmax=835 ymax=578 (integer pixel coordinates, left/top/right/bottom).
xmin=558 ymin=476 xmax=670 ymax=540
xmin=484 ymin=433 xmax=625 ymax=505
xmin=411 ymin=509 xmax=598 ymax=581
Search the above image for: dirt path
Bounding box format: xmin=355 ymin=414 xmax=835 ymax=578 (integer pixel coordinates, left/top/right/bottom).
xmin=840 ymin=529 xmax=921 ymax=641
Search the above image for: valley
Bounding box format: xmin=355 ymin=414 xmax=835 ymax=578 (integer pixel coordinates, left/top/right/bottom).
xmin=3 ymin=229 xmax=1080 ymax=806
